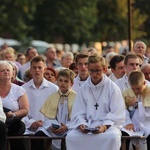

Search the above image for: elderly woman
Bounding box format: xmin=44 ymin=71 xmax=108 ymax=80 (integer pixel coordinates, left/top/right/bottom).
xmin=8 ymin=61 xmax=25 ymax=86
xmin=0 ymin=61 xmax=29 ymax=150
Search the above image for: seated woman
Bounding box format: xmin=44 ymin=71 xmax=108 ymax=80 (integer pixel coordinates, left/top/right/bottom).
xmin=0 ymin=61 xmax=29 ymax=150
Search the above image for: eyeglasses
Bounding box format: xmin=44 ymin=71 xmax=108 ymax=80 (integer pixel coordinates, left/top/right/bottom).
xmin=88 ymin=69 xmax=102 ymax=74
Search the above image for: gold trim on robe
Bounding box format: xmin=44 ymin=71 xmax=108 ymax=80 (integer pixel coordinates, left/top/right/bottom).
xmin=40 ymin=89 xmax=76 ymax=119
xmin=123 ymin=85 xmax=150 ymax=108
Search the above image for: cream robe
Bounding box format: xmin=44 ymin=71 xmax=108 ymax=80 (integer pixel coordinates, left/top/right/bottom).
xmin=66 ymin=74 xmax=125 ymax=150
xmin=37 ymin=89 xmax=76 ymax=149
xmin=122 ymin=86 xmax=150 ymax=148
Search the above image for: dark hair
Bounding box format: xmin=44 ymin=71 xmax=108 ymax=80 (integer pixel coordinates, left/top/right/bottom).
xmin=25 ymin=47 xmax=35 ymax=56
xmin=69 ymin=63 xmax=77 ymax=70
xmin=30 ymin=56 xmax=45 ymax=66
xmin=109 ymin=55 xmax=124 ymax=70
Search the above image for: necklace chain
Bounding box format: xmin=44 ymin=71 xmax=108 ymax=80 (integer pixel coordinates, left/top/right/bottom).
xmin=90 ymin=86 xmax=104 ymax=110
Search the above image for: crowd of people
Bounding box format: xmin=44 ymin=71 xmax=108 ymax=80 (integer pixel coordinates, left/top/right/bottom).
xmin=0 ymin=40 xmax=150 ymax=150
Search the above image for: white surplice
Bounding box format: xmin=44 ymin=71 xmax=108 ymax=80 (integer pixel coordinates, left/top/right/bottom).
xmin=66 ymin=74 xmax=125 ymax=150
xmin=72 ymin=74 xmax=89 ymax=92
xmin=109 ymin=73 xmax=118 ymax=82
xmin=22 ymin=78 xmax=58 ymax=134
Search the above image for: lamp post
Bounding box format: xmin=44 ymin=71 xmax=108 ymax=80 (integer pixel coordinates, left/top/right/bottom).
xmin=128 ymin=0 xmax=132 ymax=51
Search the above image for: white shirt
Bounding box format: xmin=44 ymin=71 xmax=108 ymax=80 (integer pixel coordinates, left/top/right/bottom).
xmin=0 ymin=97 xmax=6 ymax=123
xmin=2 ymin=83 xmax=25 ymax=112
xmin=22 ymin=78 xmax=58 ymax=134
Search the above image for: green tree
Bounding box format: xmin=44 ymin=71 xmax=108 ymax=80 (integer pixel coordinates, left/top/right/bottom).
xmin=94 ymin=0 xmax=147 ymax=41
xmin=0 ymin=0 xmax=41 ymax=41
xmin=32 ymin=0 xmax=98 ymax=44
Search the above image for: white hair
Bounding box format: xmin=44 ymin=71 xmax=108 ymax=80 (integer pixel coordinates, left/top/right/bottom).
xmin=105 ymin=52 xmax=117 ymax=64
xmin=0 ymin=60 xmax=13 ymax=74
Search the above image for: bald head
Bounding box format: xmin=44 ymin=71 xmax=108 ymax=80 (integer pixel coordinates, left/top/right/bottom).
xmin=134 ymin=41 xmax=147 ymax=56
xmin=141 ymin=64 xmax=150 ymax=82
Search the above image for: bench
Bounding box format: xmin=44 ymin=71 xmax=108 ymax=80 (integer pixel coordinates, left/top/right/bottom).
xmin=7 ymin=135 xmax=146 ymax=150
xmin=121 ymin=136 xmax=146 ymax=150
xmin=7 ymin=136 xmax=66 ymax=150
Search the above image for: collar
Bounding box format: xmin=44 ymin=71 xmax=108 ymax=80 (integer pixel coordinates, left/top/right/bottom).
xmin=28 ymin=78 xmax=50 ymax=89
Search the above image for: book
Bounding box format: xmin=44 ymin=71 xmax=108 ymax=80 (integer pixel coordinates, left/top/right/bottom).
xmin=121 ymin=128 xmax=144 ymax=137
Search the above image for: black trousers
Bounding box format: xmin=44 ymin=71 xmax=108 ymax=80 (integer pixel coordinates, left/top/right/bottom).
xmin=146 ymin=135 xmax=150 ymax=150
xmin=8 ymin=121 xmax=26 ymax=150
xmin=31 ymin=131 xmax=49 ymax=150
xmin=0 ymin=121 xmax=7 ymax=150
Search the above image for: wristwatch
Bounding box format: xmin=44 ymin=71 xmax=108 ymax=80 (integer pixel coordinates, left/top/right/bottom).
xmin=12 ymin=113 xmax=16 ymax=118
xmin=133 ymin=102 xmax=138 ymax=109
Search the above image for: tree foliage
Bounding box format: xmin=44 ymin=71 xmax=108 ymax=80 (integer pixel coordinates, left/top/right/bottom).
xmin=0 ymin=0 xmax=149 ymax=44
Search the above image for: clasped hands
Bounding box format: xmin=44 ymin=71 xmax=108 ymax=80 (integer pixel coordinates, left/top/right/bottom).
xmin=79 ymin=124 xmax=106 ymax=134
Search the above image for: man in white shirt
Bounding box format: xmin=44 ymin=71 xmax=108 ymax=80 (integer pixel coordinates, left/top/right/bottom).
xmin=22 ymin=56 xmax=58 ymax=135
xmin=72 ymin=52 xmax=89 ymax=92
xmin=109 ymin=55 xmax=125 ymax=82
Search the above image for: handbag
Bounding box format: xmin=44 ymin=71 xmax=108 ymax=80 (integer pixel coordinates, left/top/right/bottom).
xmin=6 ymin=117 xmax=23 ymax=135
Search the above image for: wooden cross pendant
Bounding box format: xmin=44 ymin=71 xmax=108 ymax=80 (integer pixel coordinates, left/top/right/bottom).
xmin=94 ymin=103 xmax=99 ymax=110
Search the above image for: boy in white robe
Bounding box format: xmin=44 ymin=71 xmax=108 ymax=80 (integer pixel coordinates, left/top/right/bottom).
xmin=66 ymin=54 xmax=125 ymax=150
xmin=122 ymin=71 xmax=150 ymax=149
xmin=33 ymin=69 xmax=76 ymax=150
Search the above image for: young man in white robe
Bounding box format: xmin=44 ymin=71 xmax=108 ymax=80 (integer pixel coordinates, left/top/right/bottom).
xmin=66 ymin=54 xmax=125 ymax=150
xmin=109 ymin=55 xmax=125 ymax=82
xmin=72 ymin=52 xmax=89 ymax=92
xmin=115 ymin=54 xmax=141 ymax=92
xmin=32 ymin=69 xmax=76 ymax=150
xmin=122 ymin=71 xmax=150 ymax=149
xmin=115 ymin=54 xmax=150 ymax=149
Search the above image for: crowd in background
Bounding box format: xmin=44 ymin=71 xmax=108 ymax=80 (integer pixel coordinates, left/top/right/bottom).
xmin=0 ymin=40 xmax=150 ymax=150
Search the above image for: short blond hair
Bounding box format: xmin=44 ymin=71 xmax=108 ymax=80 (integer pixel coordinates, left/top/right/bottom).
xmin=88 ymin=54 xmax=107 ymax=69
xmin=2 ymin=47 xmax=15 ymax=60
xmin=128 ymin=71 xmax=145 ymax=86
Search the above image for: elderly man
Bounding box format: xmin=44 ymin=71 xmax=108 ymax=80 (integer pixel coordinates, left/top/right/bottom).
xmin=134 ymin=41 xmax=149 ymax=64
